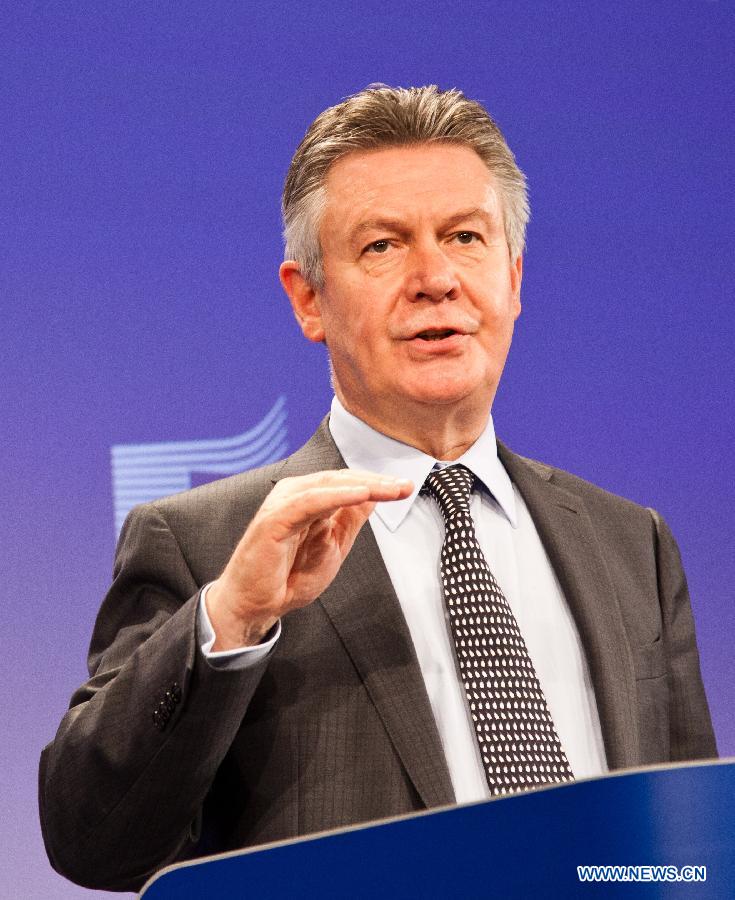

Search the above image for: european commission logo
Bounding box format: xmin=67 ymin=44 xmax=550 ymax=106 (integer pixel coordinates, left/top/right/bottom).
xmin=111 ymin=396 xmax=288 ymax=538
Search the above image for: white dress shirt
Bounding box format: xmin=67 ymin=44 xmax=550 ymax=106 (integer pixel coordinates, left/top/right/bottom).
xmin=200 ymin=397 xmax=608 ymax=800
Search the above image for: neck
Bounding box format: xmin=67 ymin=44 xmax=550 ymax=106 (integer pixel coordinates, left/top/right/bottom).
xmin=337 ymin=391 xmax=493 ymax=461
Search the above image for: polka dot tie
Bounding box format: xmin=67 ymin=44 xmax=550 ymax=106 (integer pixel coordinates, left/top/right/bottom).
xmin=423 ymin=464 xmax=574 ymax=796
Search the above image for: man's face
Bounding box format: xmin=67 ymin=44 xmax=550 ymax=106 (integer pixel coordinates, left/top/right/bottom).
xmin=290 ymin=143 xmax=522 ymax=429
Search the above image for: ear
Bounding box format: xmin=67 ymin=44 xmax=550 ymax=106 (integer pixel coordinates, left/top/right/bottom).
xmin=279 ymin=261 xmax=325 ymax=343
xmin=510 ymin=254 xmax=523 ymax=320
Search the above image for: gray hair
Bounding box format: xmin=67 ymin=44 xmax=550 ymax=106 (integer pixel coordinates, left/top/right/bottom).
xmin=282 ymin=84 xmax=529 ymax=288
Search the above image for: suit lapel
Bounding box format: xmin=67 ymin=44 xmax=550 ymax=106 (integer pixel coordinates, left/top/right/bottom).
xmin=276 ymin=420 xmax=455 ymax=809
xmin=275 ymin=421 xmax=639 ymax=789
xmin=318 ymin=525 xmax=456 ymax=809
xmin=498 ymin=442 xmax=640 ymax=769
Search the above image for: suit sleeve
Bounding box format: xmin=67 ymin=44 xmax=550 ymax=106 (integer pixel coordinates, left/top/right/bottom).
xmin=650 ymin=508 xmax=718 ymax=762
xmin=39 ymin=502 xmax=269 ymax=892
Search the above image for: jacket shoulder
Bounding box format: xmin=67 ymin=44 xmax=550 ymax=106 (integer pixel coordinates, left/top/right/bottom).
xmin=115 ymin=419 xmax=340 ymax=581
xmin=150 ymin=457 xmax=286 ymax=526
xmin=143 ymin=416 xmax=338 ymax=528
xmin=499 ymin=442 xmax=655 ymax=526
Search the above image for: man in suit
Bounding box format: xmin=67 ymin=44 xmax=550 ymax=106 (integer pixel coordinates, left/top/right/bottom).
xmin=39 ymin=85 xmax=716 ymax=892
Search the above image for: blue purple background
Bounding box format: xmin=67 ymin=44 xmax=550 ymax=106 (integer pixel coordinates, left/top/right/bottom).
xmin=3 ymin=2 xmax=733 ymax=896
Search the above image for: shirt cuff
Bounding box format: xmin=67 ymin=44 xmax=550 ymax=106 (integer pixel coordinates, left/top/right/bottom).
xmin=198 ymin=583 xmax=281 ymax=670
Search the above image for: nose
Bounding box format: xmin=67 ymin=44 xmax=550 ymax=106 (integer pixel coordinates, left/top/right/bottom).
xmin=406 ymin=241 xmax=460 ymax=302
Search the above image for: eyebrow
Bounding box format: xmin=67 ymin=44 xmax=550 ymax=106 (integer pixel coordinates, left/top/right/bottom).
xmin=349 ymin=207 xmax=497 ymax=242
xmin=437 ymin=207 xmax=497 ymax=230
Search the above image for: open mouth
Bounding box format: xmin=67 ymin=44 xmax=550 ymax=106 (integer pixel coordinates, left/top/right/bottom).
xmin=414 ymin=329 xmax=458 ymax=341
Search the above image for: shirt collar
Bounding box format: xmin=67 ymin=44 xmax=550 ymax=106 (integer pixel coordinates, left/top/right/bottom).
xmin=328 ymin=396 xmax=517 ymax=532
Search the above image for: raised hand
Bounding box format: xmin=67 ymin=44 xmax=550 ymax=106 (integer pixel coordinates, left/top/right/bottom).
xmin=205 ymin=470 xmax=413 ymax=649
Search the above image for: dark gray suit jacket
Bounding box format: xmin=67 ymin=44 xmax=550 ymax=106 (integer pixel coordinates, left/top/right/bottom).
xmin=39 ymin=421 xmax=717 ymax=891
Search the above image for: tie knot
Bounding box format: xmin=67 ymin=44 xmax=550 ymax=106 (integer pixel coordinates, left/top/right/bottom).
xmin=423 ymin=464 xmax=475 ymax=521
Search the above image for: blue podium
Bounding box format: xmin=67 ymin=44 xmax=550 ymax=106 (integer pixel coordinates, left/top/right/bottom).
xmin=141 ymin=760 xmax=732 ymax=898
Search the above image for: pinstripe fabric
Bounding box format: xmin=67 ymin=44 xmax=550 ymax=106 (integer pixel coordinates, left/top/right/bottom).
xmin=39 ymin=419 xmax=716 ymax=892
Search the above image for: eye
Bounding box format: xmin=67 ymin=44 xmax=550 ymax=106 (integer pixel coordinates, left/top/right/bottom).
xmin=454 ymin=231 xmax=478 ymax=245
xmin=365 ymin=240 xmax=391 ymax=254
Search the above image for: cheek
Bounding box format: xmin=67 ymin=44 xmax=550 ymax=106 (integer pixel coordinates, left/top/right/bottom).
xmin=477 ymin=269 xmax=519 ymax=315
xmin=332 ymin=287 xmax=391 ymax=341
xmin=322 ymin=298 xmax=380 ymax=355
xmin=473 ymin=292 xmax=518 ymax=350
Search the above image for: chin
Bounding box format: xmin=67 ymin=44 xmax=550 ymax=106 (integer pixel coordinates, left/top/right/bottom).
xmin=403 ymin=380 xmax=483 ymax=407
xmin=397 ymin=364 xmax=499 ymax=408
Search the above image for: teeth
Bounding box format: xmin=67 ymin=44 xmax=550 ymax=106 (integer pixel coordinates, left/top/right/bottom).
xmin=417 ymin=330 xmax=454 ymax=340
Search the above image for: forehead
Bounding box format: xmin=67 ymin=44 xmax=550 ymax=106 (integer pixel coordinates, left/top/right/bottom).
xmin=321 ymin=144 xmax=501 ymax=237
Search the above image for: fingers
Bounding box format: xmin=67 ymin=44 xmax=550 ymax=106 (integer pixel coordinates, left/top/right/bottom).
xmin=263 ymin=471 xmax=413 ymax=536
xmin=293 ymin=469 xmax=413 ymax=493
xmin=212 ymin=473 xmax=408 ymax=642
